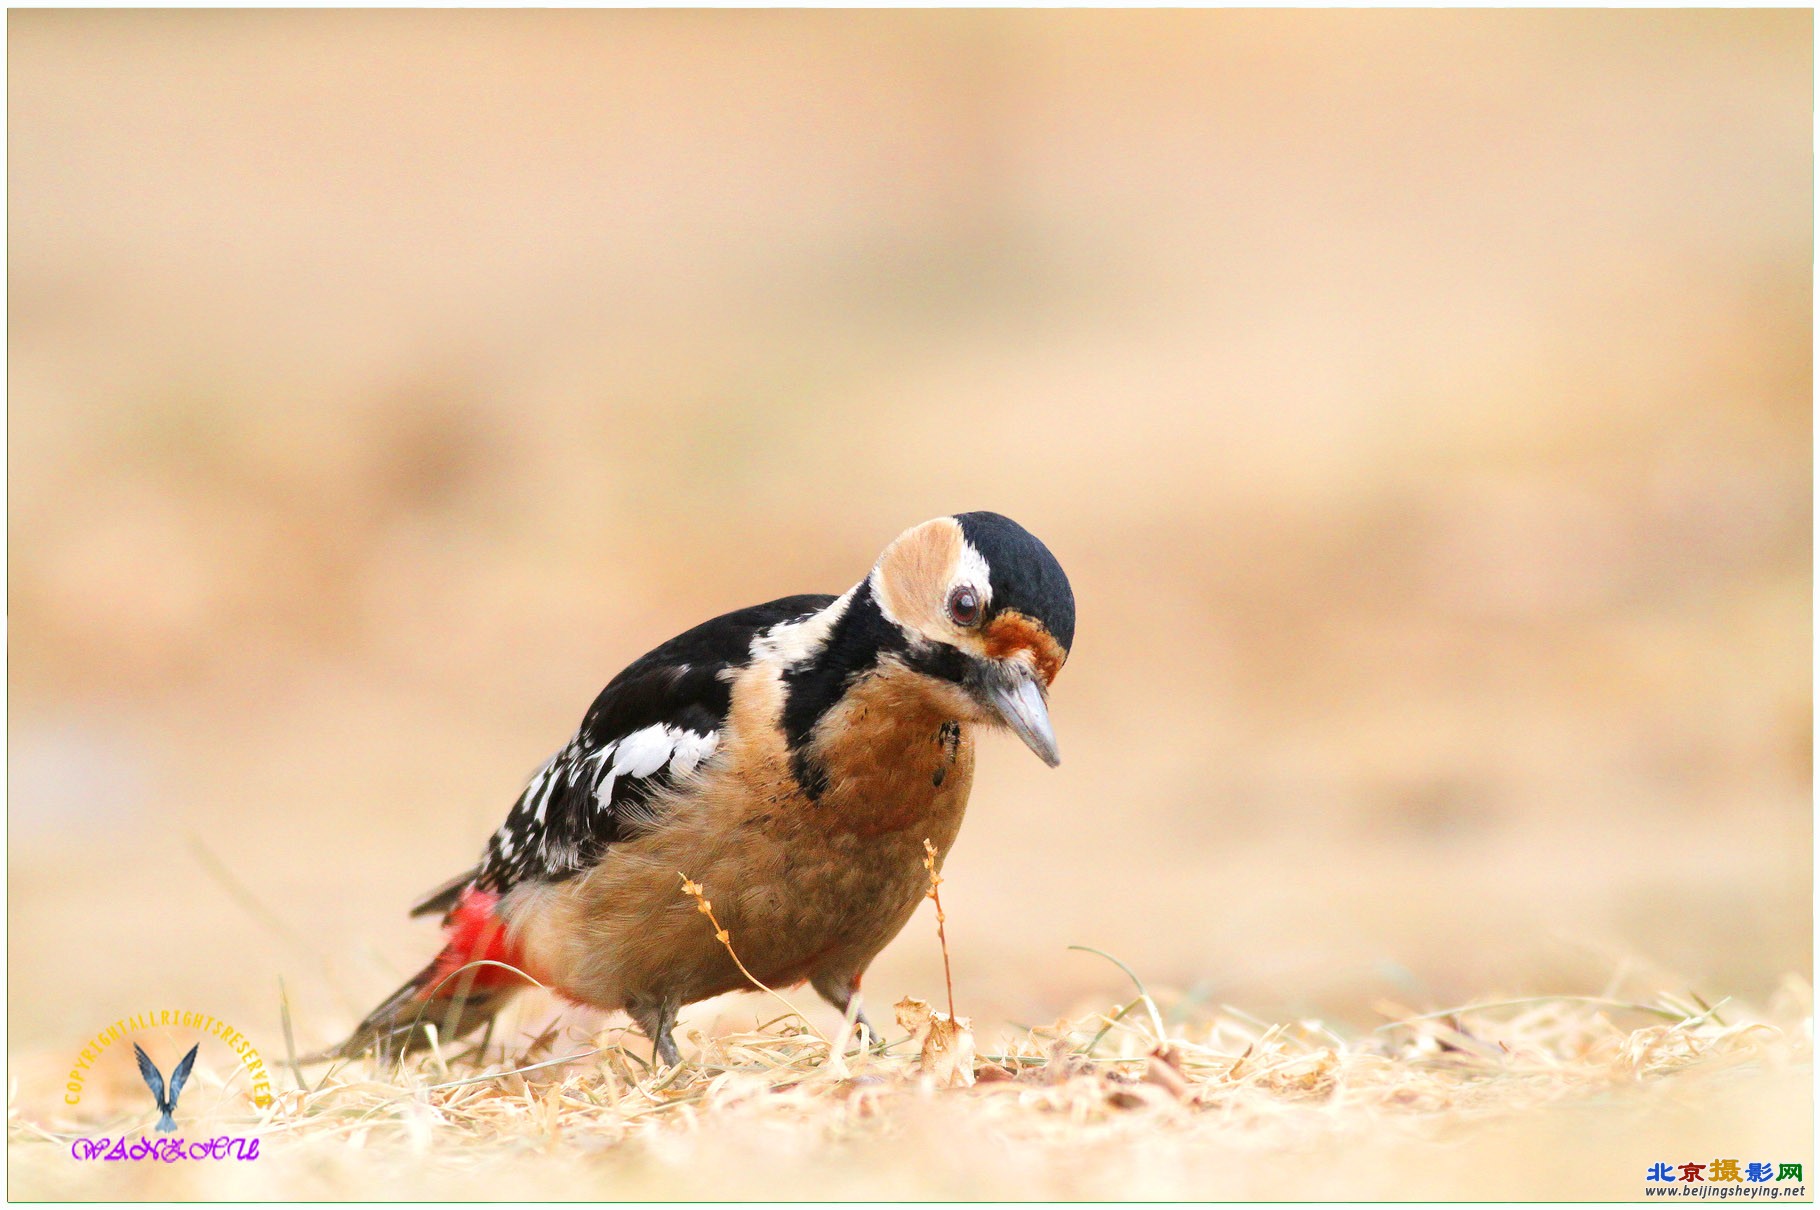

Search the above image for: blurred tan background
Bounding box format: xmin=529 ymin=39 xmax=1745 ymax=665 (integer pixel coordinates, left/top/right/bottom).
xmin=9 ymin=9 xmax=1811 ymax=1091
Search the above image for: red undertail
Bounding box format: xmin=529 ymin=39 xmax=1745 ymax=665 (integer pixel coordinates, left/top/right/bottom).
xmin=423 ymin=888 xmax=530 ymax=994
xmin=324 ymin=887 xmax=534 ymax=1060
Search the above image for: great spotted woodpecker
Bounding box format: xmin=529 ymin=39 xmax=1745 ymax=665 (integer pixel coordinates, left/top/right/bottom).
xmin=329 ymin=512 xmax=1075 ymax=1067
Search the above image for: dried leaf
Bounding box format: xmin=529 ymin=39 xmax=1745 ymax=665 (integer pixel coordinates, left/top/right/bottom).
xmin=1143 ymin=1044 xmax=1190 ymax=1100
xmin=1044 ymin=1037 xmax=1094 ymax=1085
xmin=894 ymin=997 xmax=974 ymax=1087
xmin=895 ymin=996 xmax=934 ymax=1036
xmin=920 ymin=1013 xmax=976 ymax=1088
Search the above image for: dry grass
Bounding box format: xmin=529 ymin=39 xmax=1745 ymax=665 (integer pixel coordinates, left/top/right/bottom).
xmin=13 ymin=973 xmax=1811 ymax=1201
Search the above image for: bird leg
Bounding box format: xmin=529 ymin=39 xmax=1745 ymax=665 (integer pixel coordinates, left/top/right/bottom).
xmin=812 ymin=973 xmax=884 ymax=1051
xmin=631 ymin=998 xmax=681 ymax=1069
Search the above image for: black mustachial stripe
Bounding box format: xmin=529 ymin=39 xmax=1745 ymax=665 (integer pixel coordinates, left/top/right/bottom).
xmin=779 ymin=580 xmax=976 ymax=799
xmin=901 ymin=638 xmax=971 ymax=684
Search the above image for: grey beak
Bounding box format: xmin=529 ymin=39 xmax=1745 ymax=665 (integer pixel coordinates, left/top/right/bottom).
xmin=986 ymin=670 xmax=1061 ymax=767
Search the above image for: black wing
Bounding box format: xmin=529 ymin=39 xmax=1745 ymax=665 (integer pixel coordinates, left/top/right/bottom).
xmin=457 ymin=594 xmax=835 ymax=901
xmin=133 ymin=1043 xmax=168 ymax=1112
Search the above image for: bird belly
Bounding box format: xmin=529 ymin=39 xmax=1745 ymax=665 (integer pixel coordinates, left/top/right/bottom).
xmin=725 ymin=668 xmax=980 ymax=989
xmin=511 ymin=681 xmax=977 ymax=1014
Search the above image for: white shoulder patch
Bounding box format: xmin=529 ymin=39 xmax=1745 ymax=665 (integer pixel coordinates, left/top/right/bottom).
xmin=750 ymin=590 xmax=851 ymax=666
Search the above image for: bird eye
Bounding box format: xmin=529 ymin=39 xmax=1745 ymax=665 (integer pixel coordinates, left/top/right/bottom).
xmin=947 ymin=585 xmax=982 ymax=627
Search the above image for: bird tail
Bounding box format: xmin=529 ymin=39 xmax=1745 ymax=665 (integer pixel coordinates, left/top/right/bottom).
xmin=317 ymin=887 xmax=533 ymax=1061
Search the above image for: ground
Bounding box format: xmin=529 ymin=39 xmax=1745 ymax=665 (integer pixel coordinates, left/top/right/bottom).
xmin=11 ymin=975 xmax=1811 ymax=1200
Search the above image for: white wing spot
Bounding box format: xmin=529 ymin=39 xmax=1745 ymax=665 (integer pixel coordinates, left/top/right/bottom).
xmin=488 ymin=720 xmax=724 ymax=889
xmin=611 ymin=724 xmax=675 ymax=780
xmin=524 ymin=752 xmax=561 ymax=823
xmin=669 ymin=730 xmax=719 ymax=776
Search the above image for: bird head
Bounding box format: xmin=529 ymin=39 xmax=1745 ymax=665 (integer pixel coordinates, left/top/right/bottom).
xmin=868 ymin=511 xmax=1075 ymax=766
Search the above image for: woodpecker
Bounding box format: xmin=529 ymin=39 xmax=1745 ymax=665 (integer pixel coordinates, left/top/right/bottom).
xmin=329 ymin=512 xmax=1075 ymax=1067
